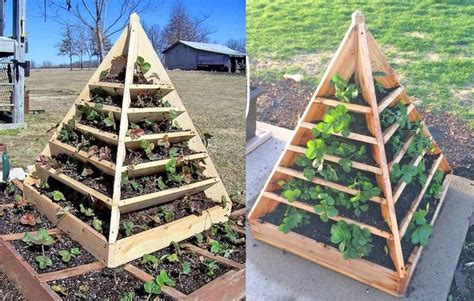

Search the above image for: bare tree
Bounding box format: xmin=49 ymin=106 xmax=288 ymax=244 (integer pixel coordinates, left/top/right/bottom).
xmin=42 ymin=61 xmax=54 ymax=68
xmin=56 ymin=25 xmax=78 ymax=70
xmin=30 ymin=60 xmax=37 ymax=69
xmin=76 ymin=27 xmax=87 ymax=70
xmin=225 ymin=38 xmax=246 ymax=53
xmin=160 ymin=0 xmax=214 ymax=50
xmin=143 ymin=23 xmax=162 ymax=52
xmin=38 ymin=0 xmax=156 ymax=61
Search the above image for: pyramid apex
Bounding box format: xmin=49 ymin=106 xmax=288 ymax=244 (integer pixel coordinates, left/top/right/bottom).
xmin=130 ymin=12 xmax=140 ymax=22
xmin=351 ymin=10 xmax=365 ymax=25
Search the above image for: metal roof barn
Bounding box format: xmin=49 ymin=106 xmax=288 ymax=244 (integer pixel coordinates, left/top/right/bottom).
xmin=162 ymin=40 xmax=246 ymax=73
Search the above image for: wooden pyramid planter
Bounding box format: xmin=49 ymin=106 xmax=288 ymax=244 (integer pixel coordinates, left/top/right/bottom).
xmin=249 ymin=11 xmax=452 ymax=297
xmin=23 ymin=14 xmax=231 ymax=268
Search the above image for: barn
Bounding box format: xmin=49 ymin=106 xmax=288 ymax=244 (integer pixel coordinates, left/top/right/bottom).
xmin=162 ymin=40 xmax=246 ymax=72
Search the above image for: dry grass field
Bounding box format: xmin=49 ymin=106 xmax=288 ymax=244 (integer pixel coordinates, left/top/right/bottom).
xmin=0 ymin=68 xmax=246 ymax=204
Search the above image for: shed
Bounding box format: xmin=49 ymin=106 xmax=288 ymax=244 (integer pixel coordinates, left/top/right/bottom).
xmin=162 ymin=40 xmax=246 ymax=72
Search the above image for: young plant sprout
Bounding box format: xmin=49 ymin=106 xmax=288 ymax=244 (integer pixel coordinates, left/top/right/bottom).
xmin=22 ymin=228 xmax=55 ymax=270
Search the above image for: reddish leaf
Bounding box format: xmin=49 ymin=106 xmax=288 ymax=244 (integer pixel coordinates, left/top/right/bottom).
xmin=128 ymin=128 xmax=145 ymax=139
xmin=20 ymin=214 xmax=37 ymax=226
xmin=99 ymin=146 xmax=112 ymax=161
xmin=87 ymin=145 xmax=99 ymax=157
xmin=157 ymin=135 xmax=170 ymax=148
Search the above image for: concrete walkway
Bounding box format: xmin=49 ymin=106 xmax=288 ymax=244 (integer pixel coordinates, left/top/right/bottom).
xmin=246 ymin=125 xmax=474 ymax=301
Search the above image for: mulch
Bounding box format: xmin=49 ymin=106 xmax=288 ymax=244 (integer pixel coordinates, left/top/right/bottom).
xmin=251 ymin=78 xmax=474 ymax=180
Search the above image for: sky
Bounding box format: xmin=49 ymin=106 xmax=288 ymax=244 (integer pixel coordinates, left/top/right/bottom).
xmin=2 ymin=0 xmax=246 ymax=64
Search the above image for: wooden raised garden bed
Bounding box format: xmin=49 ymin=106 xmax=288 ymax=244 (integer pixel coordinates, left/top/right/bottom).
xmin=22 ymin=13 xmax=231 ymax=268
xmin=249 ymin=11 xmax=452 ymax=297
xmin=0 ymin=180 xmax=245 ymax=300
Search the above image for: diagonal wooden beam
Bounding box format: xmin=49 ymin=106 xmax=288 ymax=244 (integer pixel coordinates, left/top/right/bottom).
xmin=352 ymin=11 xmax=406 ymax=277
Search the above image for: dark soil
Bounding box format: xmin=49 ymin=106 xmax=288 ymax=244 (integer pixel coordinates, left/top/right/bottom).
xmin=253 ymin=78 xmax=473 ymax=179
xmin=0 ymin=203 xmax=55 ymax=235
xmin=120 ymin=164 xmax=207 ymax=199
xmin=130 ymin=118 xmax=183 ymax=135
xmin=394 ymin=154 xmax=438 ymax=225
xmin=261 ymin=203 xmax=395 ymax=270
xmin=11 ymin=233 xmax=96 ymax=274
xmin=51 ymin=154 xmax=114 ymax=197
xmin=118 ymin=192 xmax=217 ymax=239
xmin=124 ymin=142 xmax=198 ymax=165
xmin=131 ymin=245 xmax=232 ymax=295
xmin=86 ymin=89 xmax=123 ymax=108
xmin=77 ymin=117 xmax=120 ymax=135
xmin=130 ymin=91 xmax=169 ymax=108
xmin=47 ymin=268 xmax=172 ymax=300
xmin=448 ymin=216 xmax=474 ymax=301
xmin=36 ymin=177 xmax=111 ymax=238
xmin=0 ymin=270 xmax=26 ymax=300
xmin=187 ymin=222 xmax=246 ymax=264
xmin=0 ymin=182 xmax=22 ymax=204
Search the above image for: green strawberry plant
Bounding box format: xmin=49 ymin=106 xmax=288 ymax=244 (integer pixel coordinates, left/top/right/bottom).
xmin=22 ymin=228 xmax=55 ymax=270
xmin=347 ymin=174 xmax=381 ymax=216
xmin=58 ymin=119 xmax=78 ymax=144
xmin=51 ymin=190 xmax=66 ymax=202
xmin=407 ymin=132 xmax=432 ymax=158
xmin=136 ymin=56 xmax=151 ymax=74
xmin=407 ymin=205 xmax=433 ymax=247
xmin=381 ymin=102 xmax=410 ymax=130
xmin=312 ymin=105 xmax=351 ymax=138
xmin=141 ymin=254 xmax=160 ymax=269
xmin=204 ymin=260 xmax=219 ymax=276
xmin=279 ymin=207 xmax=310 ymax=233
xmin=425 ymin=171 xmax=444 ymax=199
xmin=390 ymin=163 xmax=419 ymax=184
xmin=139 ymin=139 xmax=155 ymax=160
xmin=122 ymin=221 xmax=134 ymax=237
xmin=58 ymin=247 xmax=81 ymax=263
xmin=143 ymin=269 xmax=175 ymax=298
xmin=331 ymin=75 xmax=359 ymax=103
xmin=277 ymin=179 xmax=302 ymax=202
xmin=330 ymin=220 xmax=373 ymax=260
xmin=314 ymin=192 xmax=338 ymax=222
xmin=181 ymin=261 xmax=191 ymax=275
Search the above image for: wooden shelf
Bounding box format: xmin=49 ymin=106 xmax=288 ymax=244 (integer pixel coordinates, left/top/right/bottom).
xmin=124 ymin=130 xmax=196 ymax=149
xmin=75 ymin=123 xmax=119 ymax=145
xmin=35 ymin=163 xmax=113 ymax=207
xmin=287 ymin=144 xmax=382 ymax=175
xmin=127 ymin=107 xmax=185 ymax=123
xmin=314 ymin=97 xmax=372 ymax=114
xmin=49 ymin=139 xmax=116 ymax=176
xmin=263 ymin=191 xmax=392 ymax=239
xmin=378 ymin=87 xmax=404 ymax=113
xmin=300 ymin=122 xmax=377 ymax=144
xmin=124 ymin=152 xmax=208 ymax=177
xmin=275 ymin=166 xmax=386 ymax=204
xmin=75 ymin=100 xmax=122 ymax=118
xmin=119 ymin=177 xmax=219 ymax=213
xmin=89 ymin=81 xmax=125 ymax=90
xmin=398 ymin=154 xmax=444 ymax=237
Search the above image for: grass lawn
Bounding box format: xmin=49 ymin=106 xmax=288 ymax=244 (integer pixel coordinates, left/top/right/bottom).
xmin=247 ymin=0 xmax=473 ymax=125
xmin=0 ymin=69 xmax=246 ymax=204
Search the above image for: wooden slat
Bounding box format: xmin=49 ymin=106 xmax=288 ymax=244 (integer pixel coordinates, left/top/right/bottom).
xmin=275 ymin=166 xmax=385 ymax=204
xmin=89 ymin=81 xmax=125 ymax=90
xmin=119 ymin=178 xmax=219 ymax=213
xmin=230 ymin=208 xmax=246 ymax=219
xmin=377 ymin=87 xmax=404 ymax=113
xmin=75 ymin=99 xmax=122 ymax=114
xmin=124 ymin=153 xmax=208 ymax=178
xmin=127 ymin=107 xmax=185 ymax=123
xmin=185 ymin=269 xmax=245 ymax=301
xmin=75 ymin=123 xmax=119 ymax=145
xmin=287 ymin=144 xmax=382 ymax=175
xmin=399 ymin=154 xmax=444 ymax=237
xmin=124 ymin=131 xmax=196 ymax=149
xmin=35 ymin=164 xmax=113 ymax=207
xmin=382 ymin=104 xmax=415 ymax=143
xmin=49 ymin=139 xmax=116 ymax=176
xmin=182 ymin=243 xmax=245 ymax=270
xmin=314 ymin=97 xmax=372 ymax=114
xmin=300 ymin=122 xmax=377 ymax=144
xmin=392 ymin=150 xmax=427 ymax=203
xmin=124 ymin=264 xmax=187 ymax=299
xmin=1 ymin=228 xmax=61 ymax=241
xmin=263 ymin=192 xmax=392 ymax=239
xmin=37 ymin=261 xmax=105 ymax=282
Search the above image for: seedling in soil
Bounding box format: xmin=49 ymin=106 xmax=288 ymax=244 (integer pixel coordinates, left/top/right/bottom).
xmin=20 ymin=214 xmax=43 ymax=226
xmin=22 ymin=228 xmax=55 ymax=270
xmin=143 ymin=269 xmax=175 ymax=299
xmin=279 ymin=207 xmax=310 ymax=233
xmin=314 ymin=192 xmax=339 ymax=222
xmin=80 ymin=204 xmax=95 ymax=217
xmin=123 ymin=221 xmax=135 ymax=237
xmin=204 ymin=260 xmax=219 ymax=276
xmin=181 ymin=261 xmax=191 ymax=275
xmin=210 ymin=240 xmax=224 ymax=254
xmin=407 ymin=205 xmax=433 ymax=247
xmin=331 ymin=74 xmax=359 ymax=103
xmin=58 ymin=247 xmax=81 ymax=263
xmin=132 ymin=91 xmax=171 ymax=108
xmin=391 ymin=163 xmax=419 ymax=184
xmin=166 ymin=253 xmax=179 ymax=263
xmin=195 ymin=233 xmax=205 ymax=244
xmin=347 ymin=174 xmax=381 ymax=216
xmin=330 ymin=220 xmax=373 ymax=260
xmin=159 ymin=207 xmax=175 ymax=223
xmin=92 ymin=217 xmax=103 ymax=232
xmin=381 ymin=102 xmax=411 ymax=130
xmin=139 ymin=139 xmax=155 ymax=160
xmin=58 ymin=119 xmax=78 ymax=144
xmin=312 ymin=105 xmax=351 ymax=138
xmin=51 ymin=284 xmax=67 ymax=296
xmin=51 ymin=190 xmax=66 ymax=202
xmin=119 ymin=292 xmax=136 ymax=301
xmin=141 ymin=254 xmax=160 ymax=269
xmin=426 ymin=171 xmax=444 ymax=198
xmin=136 ymin=56 xmax=151 ymax=74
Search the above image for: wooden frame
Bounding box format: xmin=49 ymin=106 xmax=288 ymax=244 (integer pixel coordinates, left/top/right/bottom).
xmin=0 ymin=184 xmax=245 ymax=300
xmin=23 ymin=13 xmax=232 ymax=268
xmin=249 ymin=11 xmax=452 ymax=297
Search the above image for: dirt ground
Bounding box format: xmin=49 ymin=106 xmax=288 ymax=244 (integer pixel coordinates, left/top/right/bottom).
xmin=0 ymin=68 xmax=246 ymax=204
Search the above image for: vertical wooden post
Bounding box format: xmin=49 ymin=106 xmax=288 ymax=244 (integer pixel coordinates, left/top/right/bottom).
xmin=352 ymin=10 xmax=406 ymax=277
xmin=12 ymin=0 xmax=25 ymax=126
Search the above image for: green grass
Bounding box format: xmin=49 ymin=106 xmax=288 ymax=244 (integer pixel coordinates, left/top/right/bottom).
xmin=0 ymin=129 xmax=21 ymax=136
xmin=247 ymin=0 xmax=474 ymax=125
